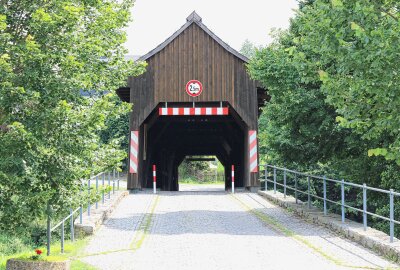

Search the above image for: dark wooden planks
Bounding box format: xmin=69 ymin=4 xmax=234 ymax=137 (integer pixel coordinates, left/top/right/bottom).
xmin=126 ymin=21 xmax=261 ymax=189
xmin=129 ymin=23 xmax=258 ymax=129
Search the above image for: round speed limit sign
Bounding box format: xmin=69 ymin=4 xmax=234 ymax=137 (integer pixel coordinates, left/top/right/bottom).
xmin=185 ymin=80 xmax=203 ymax=97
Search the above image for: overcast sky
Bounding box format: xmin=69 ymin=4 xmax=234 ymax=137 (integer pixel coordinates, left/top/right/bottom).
xmin=125 ymin=0 xmax=299 ymax=56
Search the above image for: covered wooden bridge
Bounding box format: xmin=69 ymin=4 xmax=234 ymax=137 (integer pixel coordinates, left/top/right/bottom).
xmin=117 ymin=11 xmax=267 ymax=191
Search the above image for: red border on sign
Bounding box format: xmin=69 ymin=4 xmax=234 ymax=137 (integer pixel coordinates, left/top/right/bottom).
xmin=185 ymin=80 xmax=203 ymax=97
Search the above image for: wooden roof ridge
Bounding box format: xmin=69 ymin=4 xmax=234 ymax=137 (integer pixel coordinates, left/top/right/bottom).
xmin=138 ymin=11 xmax=249 ymax=63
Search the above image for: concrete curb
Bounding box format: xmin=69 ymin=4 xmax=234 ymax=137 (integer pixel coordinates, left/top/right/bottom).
xmin=6 ymin=259 xmax=70 ymax=270
xmin=74 ymin=190 xmax=129 ymax=235
xmin=258 ymin=190 xmax=400 ymax=262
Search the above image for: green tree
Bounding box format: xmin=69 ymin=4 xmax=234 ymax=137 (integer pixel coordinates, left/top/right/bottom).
xmin=248 ymin=0 xmax=400 ymax=235
xmin=240 ymin=39 xmax=258 ymax=59
xmin=295 ymin=0 xmax=400 ymax=164
xmin=0 ymin=0 xmax=145 ymax=232
xmin=100 ymin=95 xmax=131 ymax=170
xmin=249 ymin=29 xmax=365 ymax=176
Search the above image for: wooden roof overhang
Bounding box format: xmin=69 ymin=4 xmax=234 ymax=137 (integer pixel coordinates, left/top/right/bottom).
xmin=116 ymin=11 xmax=268 ymax=114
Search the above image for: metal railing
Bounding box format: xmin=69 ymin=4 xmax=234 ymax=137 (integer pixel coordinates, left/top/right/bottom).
xmin=46 ymin=170 xmax=121 ymax=255
xmin=260 ymin=164 xmax=399 ymax=243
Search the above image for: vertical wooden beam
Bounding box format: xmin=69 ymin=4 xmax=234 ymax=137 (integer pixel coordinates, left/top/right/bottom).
xmin=243 ymin=126 xmax=250 ymax=188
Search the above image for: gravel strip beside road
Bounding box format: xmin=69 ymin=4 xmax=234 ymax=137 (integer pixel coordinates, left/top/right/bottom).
xmin=80 ymin=187 xmax=399 ymax=270
xmin=83 ymin=192 xmax=156 ymax=255
xmin=234 ymin=193 xmax=398 ymax=269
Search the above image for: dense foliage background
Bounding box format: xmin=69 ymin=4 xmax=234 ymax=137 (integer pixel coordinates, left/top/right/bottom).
xmin=0 ymin=0 xmax=145 ymax=238
xmin=1 ymin=0 xmax=399 ymax=254
xmin=178 ymin=157 xmax=225 ymax=184
xmin=247 ymin=0 xmax=400 ymax=235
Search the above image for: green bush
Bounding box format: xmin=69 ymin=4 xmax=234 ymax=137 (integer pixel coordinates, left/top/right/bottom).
xmin=0 ymin=233 xmax=31 ymax=256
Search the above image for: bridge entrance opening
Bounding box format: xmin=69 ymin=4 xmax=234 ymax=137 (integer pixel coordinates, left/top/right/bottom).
xmin=178 ymin=155 xmax=225 ymax=191
xmin=139 ymin=102 xmax=246 ymax=191
xmin=117 ymin=12 xmax=265 ymax=191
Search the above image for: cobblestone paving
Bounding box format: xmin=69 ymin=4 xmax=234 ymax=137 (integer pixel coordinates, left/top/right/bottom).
xmin=83 ymin=191 xmax=155 ymax=254
xmin=80 ymin=186 xmax=399 ymax=270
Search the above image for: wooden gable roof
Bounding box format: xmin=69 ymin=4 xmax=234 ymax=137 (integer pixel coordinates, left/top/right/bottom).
xmin=117 ymin=11 xmax=268 ymax=118
xmin=139 ymin=11 xmax=249 ymax=63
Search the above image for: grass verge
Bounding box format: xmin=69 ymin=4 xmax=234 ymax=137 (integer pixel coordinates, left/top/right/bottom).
xmin=0 ymin=236 xmax=97 ymax=270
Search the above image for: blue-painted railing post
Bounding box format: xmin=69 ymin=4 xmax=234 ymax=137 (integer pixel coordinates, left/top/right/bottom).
xmin=283 ymin=169 xmax=287 ymax=198
xmin=259 ymin=164 xmax=399 ymax=244
xmin=96 ymin=176 xmax=99 ymax=209
xmin=88 ymin=179 xmax=91 ymax=216
xmin=112 ymin=169 xmax=115 ymax=194
xmin=295 ymin=174 xmax=298 ymax=204
xmin=61 ymin=220 xmax=65 ymax=253
xmin=117 ymin=170 xmax=120 ymax=190
xmin=307 ymin=176 xmax=311 ymax=209
xmin=390 ymin=189 xmax=394 ymax=243
xmin=363 ymin=184 xmax=367 ymax=231
xmin=341 ymin=179 xmax=345 ymax=223
xmin=46 ymin=204 xmax=51 ymax=256
xmin=79 ymin=206 xmax=83 ymax=224
xmin=70 ymin=208 xmax=74 ymax=242
xmin=265 ymin=166 xmax=268 ymax=191
xmin=113 ymin=179 xmax=115 ymax=195
xmin=108 ymin=172 xmax=111 ymax=199
xmin=323 ymin=176 xmax=327 ymax=215
xmin=273 ymin=168 xmax=277 ymax=194
xmin=102 ymin=173 xmax=105 ymax=204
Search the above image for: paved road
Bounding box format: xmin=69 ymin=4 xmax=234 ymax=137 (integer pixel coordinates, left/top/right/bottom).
xmin=80 ymin=185 xmax=398 ymax=270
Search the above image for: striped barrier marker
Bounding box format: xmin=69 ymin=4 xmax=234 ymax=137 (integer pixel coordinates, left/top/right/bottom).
xmin=130 ymin=131 xmax=138 ymax=173
xmin=153 ymin=165 xmax=156 ymax=194
xmin=249 ymin=130 xmax=258 ymax=173
xmin=232 ymin=165 xmax=235 ymax=194
xmin=159 ymin=107 xmax=229 ymax=116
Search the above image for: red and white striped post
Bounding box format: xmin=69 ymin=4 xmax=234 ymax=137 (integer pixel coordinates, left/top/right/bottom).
xmin=231 ymin=165 xmax=235 ymax=194
xmin=249 ymin=130 xmax=258 ymax=173
xmin=153 ymin=165 xmax=157 ymax=194
xmin=129 ymin=131 xmax=139 ymax=174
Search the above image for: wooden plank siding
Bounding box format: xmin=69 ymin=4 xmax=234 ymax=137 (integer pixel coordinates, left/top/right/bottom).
xmin=123 ymin=13 xmax=262 ymax=190
xmin=130 ymin=23 xmax=258 ymax=130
